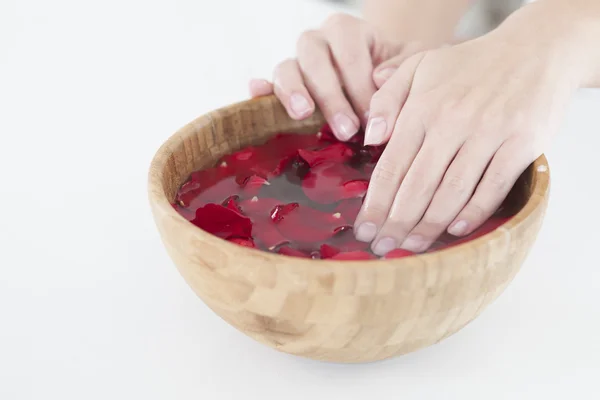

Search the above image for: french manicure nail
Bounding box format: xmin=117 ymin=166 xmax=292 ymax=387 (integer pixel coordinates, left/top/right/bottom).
xmin=448 ymin=220 xmax=468 ymax=236
xmin=332 ymin=112 xmax=358 ymax=140
xmin=364 ymin=117 xmax=387 ymax=146
xmin=355 ymin=222 xmax=377 ymax=242
xmin=400 ymin=235 xmax=427 ymax=252
xmin=290 ymin=93 xmax=312 ymax=117
xmin=373 ymin=237 xmax=397 ymax=256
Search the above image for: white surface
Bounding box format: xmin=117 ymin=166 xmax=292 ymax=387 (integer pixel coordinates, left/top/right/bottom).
xmin=1 ymin=0 xmax=599 ymax=399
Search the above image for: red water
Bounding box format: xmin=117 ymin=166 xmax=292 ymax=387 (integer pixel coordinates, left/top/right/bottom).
xmin=173 ymin=125 xmax=511 ymax=260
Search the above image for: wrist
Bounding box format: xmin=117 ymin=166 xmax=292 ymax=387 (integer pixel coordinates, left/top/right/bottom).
xmin=363 ymin=0 xmax=472 ymax=47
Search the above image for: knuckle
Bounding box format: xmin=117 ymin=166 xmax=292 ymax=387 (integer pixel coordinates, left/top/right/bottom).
xmin=443 ymin=174 xmax=467 ymax=194
xmin=323 ymin=13 xmax=355 ymax=30
xmin=296 ymin=30 xmax=322 ymax=52
xmin=371 ymin=157 xmax=400 ymax=183
xmin=487 ymin=171 xmax=508 ymax=191
xmin=402 ymin=174 xmax=436 ymax=199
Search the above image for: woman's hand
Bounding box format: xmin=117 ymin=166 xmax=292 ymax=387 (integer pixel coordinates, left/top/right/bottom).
xmin=249 ymin=13 xmax=428 ymax=141
xmin=355 ymin=3 xmax=589 ymax=255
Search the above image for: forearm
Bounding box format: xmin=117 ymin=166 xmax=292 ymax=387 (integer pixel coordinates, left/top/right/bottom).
xmin=497 ymin=0 xmax=600 ymax=88
xmin=362 ymin=0 xmax=473 ymax=46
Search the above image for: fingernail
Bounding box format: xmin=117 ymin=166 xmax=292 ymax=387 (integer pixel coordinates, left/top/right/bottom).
xmin=290 ymin=93 xmax=312 ymax=117
xmin=364 ymin=117 xmax=387 ymax=146
xmin=448 ymin=220 xmax=468 ymax=236
xmin=355 ymin=222 xmax=377 ymax=242
xmin=376 ymin=68 xmax=396 ymax=81
xmin=332 ymin=112 xmax=358 ymax=140
xmin=373 ymin=237 xmax=397 ymax=256
xmin=400 ymin=235 xmax=427 ymax=252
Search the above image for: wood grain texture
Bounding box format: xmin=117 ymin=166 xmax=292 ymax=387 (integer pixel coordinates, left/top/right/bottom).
xmin=148 ymin=95 xmax=550 ymax=363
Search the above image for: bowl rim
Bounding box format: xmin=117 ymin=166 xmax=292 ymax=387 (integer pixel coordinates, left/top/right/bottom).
xmin=148 ymin=96 xmax=550 ymax=269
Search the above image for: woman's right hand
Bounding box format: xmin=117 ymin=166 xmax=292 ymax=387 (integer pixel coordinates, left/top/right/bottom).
xmin=249 ymin=13 xmax=429 ymax=141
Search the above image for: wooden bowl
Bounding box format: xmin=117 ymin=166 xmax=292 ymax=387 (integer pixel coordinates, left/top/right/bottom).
xmin=148 ymin=95 xmax=550 ymax=363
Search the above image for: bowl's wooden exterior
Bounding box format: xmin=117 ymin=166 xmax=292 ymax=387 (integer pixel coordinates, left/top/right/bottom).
xmin=148 ymin=95 xmax=550 ymax=363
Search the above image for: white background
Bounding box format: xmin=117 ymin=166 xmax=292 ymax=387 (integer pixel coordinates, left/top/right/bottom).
xmin=1 ymin=0 xmax=599 ymax=399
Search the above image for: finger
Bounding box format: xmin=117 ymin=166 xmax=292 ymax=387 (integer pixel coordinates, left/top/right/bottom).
xmin=399 ymin=135 xmax=504 ymax=252
xmin=448 ymin=139 xmax=535 ymax=237
xmin=322 ymin=16 xmax=377 ymax=126
xmin=272 ymin=59 xmax=315 ymax=120
xmin=370 ymin=132 xmax=464 ymax=256
xmin=296 ymin=30 xmax=360 ymax=141
xmin=353 ymin=101 xmax=425 ymax=244
xmin=364 ymin=53 xmax=425 ymax=146
xmin=372 ymin=43 xmax=428 ymax=88
xmin=248 ymin=79 xmax=274 ymax=98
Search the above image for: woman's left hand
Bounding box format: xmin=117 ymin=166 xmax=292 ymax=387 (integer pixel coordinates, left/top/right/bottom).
xmin=354 ymin=4 xmax=587 ymax=255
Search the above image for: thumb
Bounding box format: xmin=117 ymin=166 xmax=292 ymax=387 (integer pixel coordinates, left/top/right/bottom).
xmin=373 ymin=49 xmax=426 ymax=89
xmin=372 ymin=41 xmax=438 ymax=88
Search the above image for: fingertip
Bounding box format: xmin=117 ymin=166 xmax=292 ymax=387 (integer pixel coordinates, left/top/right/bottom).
xmin=364 ymin=117 xmax=388 ymax=146
xmin=448 ymin=220 xmax=469 ymax=236
xmin=399 ymin=234 xmax=429 ymax=253
xmin=355 ymin=222 xmax=377 ymax=243
xmin=289 ymin=92 xmax=315 ymax=119
xmin=331 ymin=112 xmax=359 ymax=141
xmin=249 ymin=79 xmax=274 ymax=98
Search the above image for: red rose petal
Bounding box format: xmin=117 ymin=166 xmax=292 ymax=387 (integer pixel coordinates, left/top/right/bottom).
xmin=271 ymin=154 xmax=296 ymax=177
xmin=320 ymin=244 xmax=340 ymax=259
xmin=240 ymin=175 xmax=270 ymax=196
xmin=175 ymin=128 xmax=514 ymax=259
xmin=270 ymin=203 xmax=299 ymax=223
xmin=191 ymin=204 xmax=252 ymax=239
xmin=277 ymin=246 xmax=310 ymax=258
xmin=330 ymin=251 xmax=376 ymax=260
xmin=298 ymin=143 xmax=354 ymax=167
xmin=302 ymin=162 xmax=366 ymax=204
xmin=233 ymin=148 xmax=254 ymax=161
xmin=222 ymin=195 xmax=242 ymax=214
xmin=341 ymin=180 xmax=369 ymax=199
xmin=177 ymin=175 xmax=239 ymax=209
xmin=221 ymin=147 xmax=258 ymax=168
xmin=227 ymin=237 xmax=256 ymax=248
xmin=384 ymin=249 xmax=415 ymax=259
